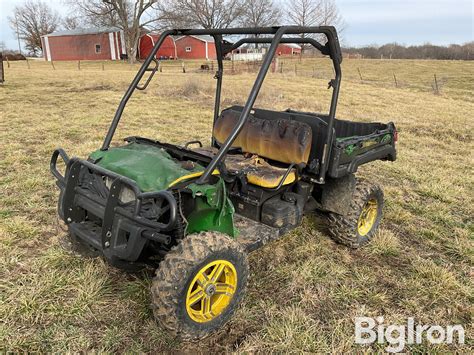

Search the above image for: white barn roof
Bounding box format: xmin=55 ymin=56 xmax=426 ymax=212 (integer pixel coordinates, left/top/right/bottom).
xmin=281 ymin=43 xmax=302 ymax=49
xmin=175 ymin=35 xmax=215 ymax=43
xmin=42 ymin=27 xmax=122 ymax=37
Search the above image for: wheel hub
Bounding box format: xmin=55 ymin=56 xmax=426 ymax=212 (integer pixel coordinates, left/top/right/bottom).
xmin=205 ymin=284 xmax=217 ymax=296
xmin=186 ymin=260 xmax=237 ymax=323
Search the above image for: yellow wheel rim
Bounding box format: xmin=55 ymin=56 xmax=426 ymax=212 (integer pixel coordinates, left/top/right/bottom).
xmin=186 ymin=260 xmax=237 ymax=323
xmin=357 ymin=198 xmax=378 ymax=236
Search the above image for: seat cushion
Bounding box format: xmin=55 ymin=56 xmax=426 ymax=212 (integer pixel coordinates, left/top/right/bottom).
xmin=193 ymin=147 xmax=297 ymax=188
xmin=225 ymin=155 xmax=296 ymax=188
xmin=213 ymin=110 xmax=312 ymax=164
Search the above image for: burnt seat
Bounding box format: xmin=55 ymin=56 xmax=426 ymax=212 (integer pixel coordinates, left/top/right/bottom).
xmin=195 ymin=109 xmax=313 ymax=188
xmin=213 ymin=109 xmax=312 ymax=164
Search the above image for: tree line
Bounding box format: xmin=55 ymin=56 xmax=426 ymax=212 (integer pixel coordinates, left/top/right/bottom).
xmin=7 ymin=0 xmax=343 ymax=61
xmin=343 ymin=43 xmax=474 ymax=61
xmin=7 ymin=0 xmax=472 ymax=62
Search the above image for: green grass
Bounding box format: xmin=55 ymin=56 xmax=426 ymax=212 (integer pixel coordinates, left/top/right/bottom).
xmin=0 ymin=58 xmax=473 ymax=352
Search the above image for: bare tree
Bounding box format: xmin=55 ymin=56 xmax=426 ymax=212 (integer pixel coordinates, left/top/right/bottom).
xmin=240 ymin=0 xmax=281 ymax=28
xmin=8 ymin=0 xmax=61 ymax=56
xmin=158 ymin=0 xmax=245 ymax=29
xmin=66 ymin=0 xmax=121 ymax=28
xmin=317 ymin=0 xmax=345 ymax=31
xmin=287 ymin=0 xmax=344 ymax=52
xmin=239 ymin=0 xmax=281 ymax=47
xmin=62 ymin=16 xmax=82 ymax=30
xmin=287 ymin=0 xmax=320 ymax=52
xmin=65 ymin=1 xmax=159 ymax=63
xmin=0 ymin=41 xmax=6 ymax=52
xmin=287 ymin=0 xmax=321 ymax=28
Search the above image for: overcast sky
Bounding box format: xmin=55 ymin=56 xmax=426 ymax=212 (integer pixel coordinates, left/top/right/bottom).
xmin=0 ymin=0 xmax=472 ymax=50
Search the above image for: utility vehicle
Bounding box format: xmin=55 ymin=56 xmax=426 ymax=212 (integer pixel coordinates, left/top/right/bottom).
xmin=50 ymin=26 xmax=397 ymax=340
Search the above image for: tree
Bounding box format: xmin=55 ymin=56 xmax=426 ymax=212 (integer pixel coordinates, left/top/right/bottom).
xmin=8 ymin=0 xmax=61 ymax=56
xmin=239 ymin=0 xmax=281 ymax=47
xmin=158 ymin=0 xmax=245 ymax=29
xmin=287 ymin=0 xmax=320 ymax=52
xmin=316 ymin=0 xmax=344 ymax=29
xmin=62 ymin=16 xmax=82 ymax=31
xmin=65 ymin=1 xmax=159 ymax=63
xmin=287 ymin=0 xmax=321 ymax=29
xmin=287 ymin=0 xmax=344 ymax=53
xmin=240 ymin=0 xmax=281 ymax=28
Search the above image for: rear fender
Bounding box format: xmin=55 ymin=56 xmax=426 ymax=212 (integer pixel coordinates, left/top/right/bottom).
xmin=320 ymin=174 xmax=356 ymax=215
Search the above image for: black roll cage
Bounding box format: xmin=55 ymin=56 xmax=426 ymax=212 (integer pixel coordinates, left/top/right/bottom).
xmin=101 ymin=26 xmax=343 ymax=184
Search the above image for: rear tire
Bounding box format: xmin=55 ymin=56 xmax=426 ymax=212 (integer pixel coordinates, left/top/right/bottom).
xmin=327 ymin=179 xmax=383 ymax=248
xmin=151 ymin=231 xmax=248 ymax=340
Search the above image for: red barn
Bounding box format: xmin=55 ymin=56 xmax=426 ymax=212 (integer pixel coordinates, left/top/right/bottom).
xmin=175 ymin=35 xmax=216 ymax=60
xmin=276 ymin=43 xmax=302 ymax=56
xmin=139 ymin=33 xmax=177 ymax=60
xmin=41 ymin=27 xmax=126 ymax=61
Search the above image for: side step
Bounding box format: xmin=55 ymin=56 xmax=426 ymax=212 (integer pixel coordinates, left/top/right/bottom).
xmin=69 ymin=221 xmax=103 ymax=250
xmin=234 ymin=214 xmax=287 ymax=252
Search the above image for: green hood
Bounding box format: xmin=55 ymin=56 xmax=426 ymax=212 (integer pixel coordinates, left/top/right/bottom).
xmin=89 ymin=142 xmax=204 ymax=192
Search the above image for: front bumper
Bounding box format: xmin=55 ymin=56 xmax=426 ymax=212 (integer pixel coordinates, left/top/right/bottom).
xmin=50 ymin=148 xmax=177 ymax=262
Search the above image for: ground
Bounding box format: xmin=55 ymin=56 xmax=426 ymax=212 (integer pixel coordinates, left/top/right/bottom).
xmin=0 ymin=58 xmax=473 ymax=352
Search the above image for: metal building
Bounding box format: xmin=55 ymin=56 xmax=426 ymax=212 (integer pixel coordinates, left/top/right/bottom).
xmin=41 ymin=27 xmax=126 ymax=61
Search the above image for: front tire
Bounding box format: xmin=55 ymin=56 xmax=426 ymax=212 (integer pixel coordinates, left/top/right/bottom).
xmin=151 ymin=231 xmax=249 ymax=340
xmin=327 ymin=179 xmax=384 ymax=248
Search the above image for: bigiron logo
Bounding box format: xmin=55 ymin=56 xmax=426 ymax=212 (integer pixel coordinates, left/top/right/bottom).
xmin=354 ymin=316 xmax=465 ymax=353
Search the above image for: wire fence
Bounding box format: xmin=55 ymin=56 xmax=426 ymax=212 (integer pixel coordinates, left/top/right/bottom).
xmin=3 ymin=56 xmax=472 ymax=97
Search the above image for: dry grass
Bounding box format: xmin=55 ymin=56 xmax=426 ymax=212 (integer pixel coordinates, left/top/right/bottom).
xmin=0 ymin=58 xmax=473 ymax=352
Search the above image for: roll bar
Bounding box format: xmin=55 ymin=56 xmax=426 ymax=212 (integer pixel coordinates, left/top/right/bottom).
xmin=100 ymin=26 xmax=342 ymax=183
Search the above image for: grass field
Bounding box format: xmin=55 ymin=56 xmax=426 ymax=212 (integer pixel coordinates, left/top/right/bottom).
xmin=0 ymin=58 xmax=473 ymax=352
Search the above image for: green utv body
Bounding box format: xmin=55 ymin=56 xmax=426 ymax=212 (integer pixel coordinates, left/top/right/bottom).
xmin=50 ymin=26 xmax=397 ymax=340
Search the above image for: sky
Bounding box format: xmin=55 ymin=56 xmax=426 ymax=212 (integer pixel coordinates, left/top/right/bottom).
xmin=0 ymin=0 xmax=472 ymax=51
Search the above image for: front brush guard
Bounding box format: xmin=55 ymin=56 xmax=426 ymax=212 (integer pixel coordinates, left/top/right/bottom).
xmin=50 ymin=148 xmax=177 ymax=262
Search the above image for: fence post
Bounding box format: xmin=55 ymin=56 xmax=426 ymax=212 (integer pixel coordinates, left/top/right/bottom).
xmin=273 ymin=57 xmax=279 ymax=73
xmin=280 ymin=61 xmax=283 ymax=74
xmin=78 ymin=60 xmax=81 ymax=70
xmin=51 ymin=60 xmax=55 ymax=70
xmin=0 ymin=53 xmax=4 ymax=84
xmin=102 ymin=62 xmax=105 ymax=71
xmin=6 ymin=56 xmax=10 ymax=68
xmin=159 ymin=61 xmax=162 ymax=72
xmin=231 ymin=59 xmax=235 ymax=74
xmin=26 ymin=58 xmax=30 ymax=69
xmin=357 ymin=67 xmax=363 ymax=81
xmin=294 ymin=63 xmax=297 ymax=75
xmin=182 ymin=61 xmax=186 ymax=73
xmin=433 ymin=74 xmax=439 ymax=94
xmin=393 ymin=73 xmax=398 ymax=87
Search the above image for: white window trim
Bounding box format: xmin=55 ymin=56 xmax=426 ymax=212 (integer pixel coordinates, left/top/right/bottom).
xmin=185 ymin=46 xmax=192 ymax=52
xmin=95 ymin=44 xmax=102 ymax=54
